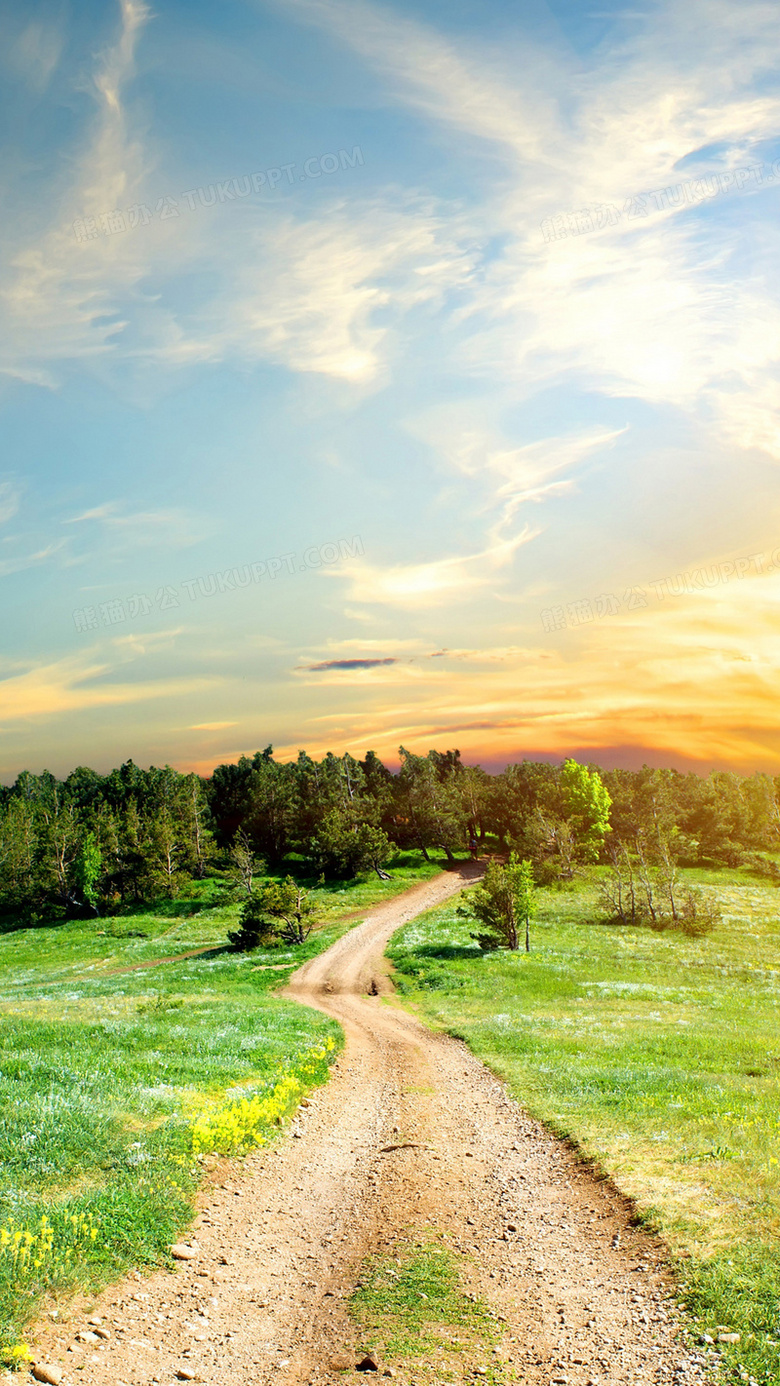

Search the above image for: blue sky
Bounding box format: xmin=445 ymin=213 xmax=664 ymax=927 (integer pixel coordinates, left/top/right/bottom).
xmin=3 ymin=0 xmax=780 ymax=779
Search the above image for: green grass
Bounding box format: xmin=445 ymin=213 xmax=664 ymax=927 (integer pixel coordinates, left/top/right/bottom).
xmin=349 ymin=1237 xmax=503 ymax=1382
xmin=388 ymin=867 xmax=780 ymax=1386
xmin=0 ymin=853 xmax=440 ymax=1361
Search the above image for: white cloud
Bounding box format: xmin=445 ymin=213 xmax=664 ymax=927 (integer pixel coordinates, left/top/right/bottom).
xmin=272 ymin=0 xmax=780 ymax=469
xmin=142 ymin=196 xmax=478 ymax=384
xmin=0 ymin=483 xmax=20 ymax=525
xmin=327 ymin=529 xmax=537 ymax=608
xmin=64 ymin=501 xmax=208 ymax=552
xmin=407 ymin=410 xmax=626 ymax=540
xmin=271 ymin=0 xmax=562 ymax=167
xmin=0 ymin=1 xmax=156 ymax=386
xmin=6 ymin=18 xmax=65 ymax=92
xmin=4 ymin=0 xmax=780 ymax=499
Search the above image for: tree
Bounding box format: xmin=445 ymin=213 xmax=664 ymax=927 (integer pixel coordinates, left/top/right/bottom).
xmin=244 ymin=752 xmax=296 ymax=866
xmin=600 ymin=828 xmax=721 ymax=936
xmin=558 ymin=759 xmax=611 ymax=859
xmin=37 ymin=780 xmax=81 ymax=910
xmin=229 ymin=829 xmax=265 ymax=896
xmin=73 ymin=831 xmax=102 ymax=914
xmin=144 ymin=806 xmax=185 ymax=898
xmin=0 ymin=797 xmax=39 ymax=916
xmin=485 ymin=761 xmax=551 ymax=855
xmin=179 ymin=773 xmax=215 ymax=878
xmin=397 ymin=748 xmax=467 ymax=863
xmin=228 ymin=876 xmax=319 ymax=950
xmin=534 ymin=759 xmax=611 ymax=878
xmin=458 ymin=853 xmax=537 ymax=952
xmin=311 ymin=805 xmax=396 ymax=879
xmin=458 ymin=765 xmax=491 ymax=846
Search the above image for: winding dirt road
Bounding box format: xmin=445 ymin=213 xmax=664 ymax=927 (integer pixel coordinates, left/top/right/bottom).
xmin=30 ymin=866 xmax=712 ymax=1386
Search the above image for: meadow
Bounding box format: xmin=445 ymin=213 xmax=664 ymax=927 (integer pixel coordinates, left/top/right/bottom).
xmin=0 ymin=854 xmax=440 ymax=1361
xmin=388 ymin=865 xmax=780 ymax=1386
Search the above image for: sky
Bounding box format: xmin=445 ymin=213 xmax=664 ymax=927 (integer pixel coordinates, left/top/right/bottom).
xmin=2 ymin=0 xmax=780 ymax=781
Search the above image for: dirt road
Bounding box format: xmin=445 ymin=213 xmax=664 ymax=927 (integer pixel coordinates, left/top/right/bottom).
xmin=30 ymin=866 xmax=712 ymax=1386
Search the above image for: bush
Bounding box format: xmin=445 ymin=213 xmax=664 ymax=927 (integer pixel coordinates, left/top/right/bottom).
xmin=227 ymin=876 xmax=319 ymax=950
xmin=599 ymin=877 xmax=721 ymax=936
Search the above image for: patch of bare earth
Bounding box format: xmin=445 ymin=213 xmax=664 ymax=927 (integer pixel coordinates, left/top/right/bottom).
xmin=28 ymin=866 xmax=713 ymax=1386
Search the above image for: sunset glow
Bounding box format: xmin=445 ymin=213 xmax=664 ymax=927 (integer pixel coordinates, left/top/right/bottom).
xmin=2 ymin=0 xmax=780 ymax=778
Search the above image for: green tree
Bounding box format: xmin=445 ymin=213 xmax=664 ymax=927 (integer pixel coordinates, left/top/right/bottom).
xmin=534 ymin=759 xmax=611 ymax=877
xmin=73 ymin=831 xmax=102 ymax=914
xmin=37 ymin=780 xmax=80 ymax=909
xmin=179 ymin=773 xmax=215 ymax=878
xmin=144 ymin=806 xmax=185 ymax=898
xmin=458 ymin=853 xmax=537 ymax=952
xmin=485 ymin=761 xmax=552 ymax=854
xmin=228 ymin=876 xmax=319 ymax=950
xmin=397 ymin=748 xmax=467 ymax=863
xmin=558 ymin=759 xmax=612 ymax=859
xmin=311 ymin=806 xmax=396 ymax=879
xmin=0 ymin=797 xmax=39 ymax=916
xmin=229 ymin=829 xmax=265 ymax=896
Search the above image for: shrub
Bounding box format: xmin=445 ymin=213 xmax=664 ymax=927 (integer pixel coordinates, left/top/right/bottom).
xmin=228 ymin=875 xmax=320 ymax=950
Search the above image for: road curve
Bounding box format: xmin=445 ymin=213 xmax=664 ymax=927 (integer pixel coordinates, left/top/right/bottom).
xmin=29 ymin=866 xmax=710 ymax=1386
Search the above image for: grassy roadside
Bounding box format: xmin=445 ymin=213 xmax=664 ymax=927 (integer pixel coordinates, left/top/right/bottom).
xmin=0 ymin=853 xmax=441 ymax=1362
xmin=388 ymin=865 xmax=780 ymax=1386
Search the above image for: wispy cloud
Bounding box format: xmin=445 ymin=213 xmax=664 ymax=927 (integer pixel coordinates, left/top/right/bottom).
xmin=271 ymin=0 xmax=561 ymax=166
xmin=0 ymin=650 xmax=217 ymax=725
xmin=189 ymin=720 xmax=238 ymax=731
xmin=64 ymin=501 xmax=208 ymax=553
xmin=274 ymin=0 xmax=780 ymax=467
xmin=0 ymin=0 xmax=154 ymax=385
xmin=285 ymin=570 xmax=780 ymax=772
xmin=327 ymin=530 xmax=536 ymax=609
xmin=5 ymin=16 xmax=65 ymax=93
xmin=143 ymin=196 xmax=479 ymax=384
xmin=0 ymin=483 xmax=20 ymax=526
xmin=407 ymin=412 xmax=626 ymax=541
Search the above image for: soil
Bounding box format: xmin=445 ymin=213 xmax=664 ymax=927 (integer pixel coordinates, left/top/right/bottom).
xmin=28 ymin=864 xmax=715 ymax=1386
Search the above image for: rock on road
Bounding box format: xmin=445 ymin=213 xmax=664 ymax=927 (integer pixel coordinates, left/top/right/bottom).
xmin=29 ymin=865 xmax=713 ymax=1386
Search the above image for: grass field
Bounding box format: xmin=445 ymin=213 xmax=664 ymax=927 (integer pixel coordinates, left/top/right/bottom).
xmin=388 ymin=864 xmax=780 ymax=1386
xmin=0 ymin=853 xmax=441 ymax=1362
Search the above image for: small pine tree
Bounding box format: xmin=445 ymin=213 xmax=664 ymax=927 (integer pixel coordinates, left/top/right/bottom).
xmin=458 ymin=853 xmax=537 ymax=952
xmin=228 ymin=876 xmax=320 ymax=950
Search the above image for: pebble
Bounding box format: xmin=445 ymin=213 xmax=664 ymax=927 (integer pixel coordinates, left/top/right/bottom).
xmin=356 ymin=1352 xmax=379 ymax=1372
xmin=32 ymin=1366 xmax=63 ymax=1386
xmin=171 ymin=1243 xmax=199 ymax=1261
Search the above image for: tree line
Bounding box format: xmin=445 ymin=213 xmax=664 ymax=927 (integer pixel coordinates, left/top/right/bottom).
xmin=1 ymin=746 xmax=778 ymax=927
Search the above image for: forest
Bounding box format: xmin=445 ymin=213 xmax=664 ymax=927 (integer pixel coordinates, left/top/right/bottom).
xmin=1 ymin=745 xmax=779 ymax=926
